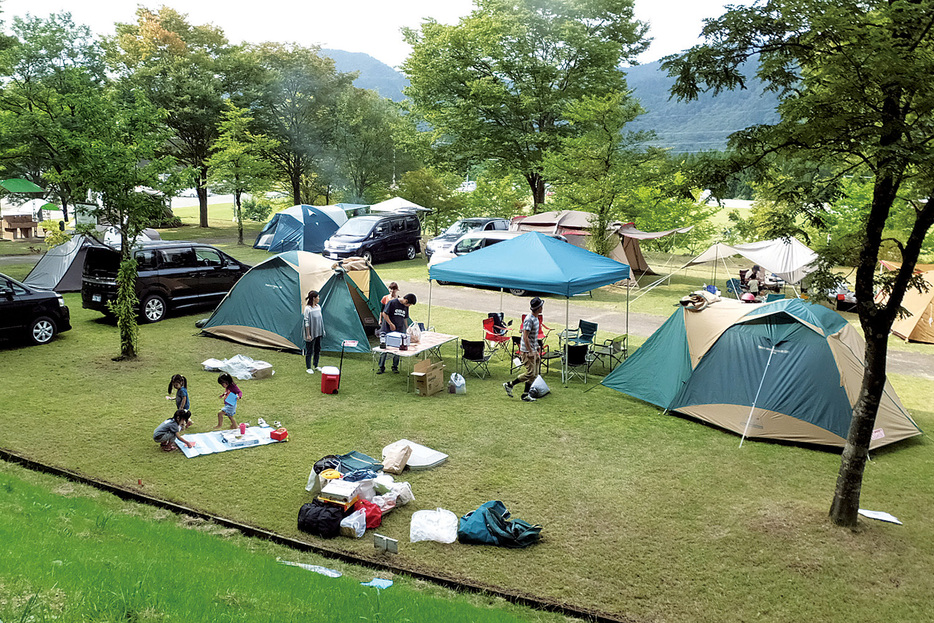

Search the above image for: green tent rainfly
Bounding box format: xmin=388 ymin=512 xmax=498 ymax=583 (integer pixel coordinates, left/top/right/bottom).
xmin=200 ymin=251 xmax=388 ymax=354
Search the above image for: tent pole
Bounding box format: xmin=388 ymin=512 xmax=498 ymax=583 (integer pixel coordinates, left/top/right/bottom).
xmin=500 ymin=287 xmax=504 ymax=312
xmin=564 ymin=296 xmax=570 ymax=386
xmin=626 ymin=269 xmax=630 ymax=343
xmin=427 ymin=279 xmax=432 ymax=330
xmin=740 ymin=344 xmax=787 ymax=447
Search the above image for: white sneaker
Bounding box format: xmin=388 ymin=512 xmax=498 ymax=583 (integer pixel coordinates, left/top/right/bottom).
xmin=307 ymin=368 xmax=315 ymax=374
xmin=316 ymin=366 xmax=323 ymax=371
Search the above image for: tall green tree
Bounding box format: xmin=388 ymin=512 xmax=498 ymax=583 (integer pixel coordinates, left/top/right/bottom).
xmin=51 ymin=88 xmax=181 ymax=359
xmin=109 ymin=6 xmax=232 ymax=227
xmin=248 ymin=43 xmax=355 ymax=206
xmin=207 ymin=103 xmax=279 ymax=245
xmin=402 ymin=0 xmax=648 ymax=212
xmin=663 ymin=0 xmax=934 ymax=527
xmin=0 ymin=13 xmax=107 ymax=218
xmin=333 ymin=88 xmax=406 ymax=202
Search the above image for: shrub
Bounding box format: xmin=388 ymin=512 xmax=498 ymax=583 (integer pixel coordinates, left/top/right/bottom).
xmin=242 ymin=198 xmax=274 ymax=222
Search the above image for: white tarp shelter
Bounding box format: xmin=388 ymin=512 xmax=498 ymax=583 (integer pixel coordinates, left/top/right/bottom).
xmin=369 ymin=197 xmax=432 ymax=213
xmin=686 ymin=237 xmax=818 ymax=284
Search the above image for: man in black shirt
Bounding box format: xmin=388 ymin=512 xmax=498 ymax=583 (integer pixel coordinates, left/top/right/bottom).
xmin=377 ymin=293 xmax=417 ymax=374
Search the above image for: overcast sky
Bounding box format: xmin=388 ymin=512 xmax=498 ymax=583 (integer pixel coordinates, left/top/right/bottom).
xmin=1 ymin=0 xmax=736 ymax=68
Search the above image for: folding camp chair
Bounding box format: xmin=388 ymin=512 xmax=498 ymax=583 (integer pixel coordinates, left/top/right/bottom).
xmin=726 ymin=278 xmax=744 ymax=296
xmin=510 ymin=334 xmax=558 ymax=375
xmin=590 ymin=335 xmax=628 ymax=372
xmin=562 ymin=344 xmax=591 ymax=384
xmin=460 ymin=339 xmax=492 ymax=379
xmin=560 ymin=319 xmax=597 ymax=349
xmin=483 ymin=316 xmax=512 ymax=359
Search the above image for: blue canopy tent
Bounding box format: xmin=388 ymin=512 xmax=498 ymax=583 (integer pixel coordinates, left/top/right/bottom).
xmin=428 ymin=232 xmax=631 ymax=381
xmin=253 ymin=205 xmax=347 ymax=253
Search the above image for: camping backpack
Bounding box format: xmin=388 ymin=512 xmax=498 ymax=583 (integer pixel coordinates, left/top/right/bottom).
xmin=297 ymin=500 xmax=346 ymax=539
xmin=457 ymin=500 xmax=543 ymax=548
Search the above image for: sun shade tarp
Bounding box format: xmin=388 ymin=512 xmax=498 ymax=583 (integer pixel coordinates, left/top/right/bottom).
xmin=686 ymin=237 xmax=818 ymax=283
xmin=0 ymin=178 xmax=43 ymax=192
xmin=428 ymin=231 xmax=630 ymax=296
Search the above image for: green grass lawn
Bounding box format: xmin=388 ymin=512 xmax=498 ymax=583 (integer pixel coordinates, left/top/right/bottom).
xmin=0 ymin=461 xmax=560 ymax=623
xmin=2 ymin=209 xmax=934 ymax=621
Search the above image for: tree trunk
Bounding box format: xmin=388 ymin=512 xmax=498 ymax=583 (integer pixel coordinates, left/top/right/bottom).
xmin=526 ymin=172 xmax=546 ymax=213
xmin=198 ymin=165 xmax=209 ymax=227
xmin=828 ymin=322 xmax=888 ymax=526
xmin=235 ymin=190 xmax=244 ymax=245
xmin=115 ymin=230 xmax=139 ymax=360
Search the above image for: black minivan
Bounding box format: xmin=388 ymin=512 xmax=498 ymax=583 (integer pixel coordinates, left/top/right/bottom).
xmin=82 ymin=241 xmax=250 ymax=323
xmin=323 ymin=213 xmax=421 ymax=263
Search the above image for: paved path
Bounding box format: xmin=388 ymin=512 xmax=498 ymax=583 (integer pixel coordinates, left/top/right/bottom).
xmin=3 ymin=252 xmax=931 ymax=380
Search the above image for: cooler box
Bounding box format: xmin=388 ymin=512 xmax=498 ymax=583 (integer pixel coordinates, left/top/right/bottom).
xmin=385 ymin=331 xmax=409 ymax=349
xmin=270 ymin=428 xmax=288 ymax=441
xmin=320 ymin=365 xmax=340 ymax=394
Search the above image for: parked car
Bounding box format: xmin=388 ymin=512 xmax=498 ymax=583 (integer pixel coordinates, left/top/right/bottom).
xmin=0 ymin=272 xmax=71 ymax=345
xmin=429 ymin=230 xmax=567 ymax=295
xmin=323 ymin=213 xmax=421 ymax=263
xmin=424 ymin=217 xmax=510 ymax=260
xmin=82 ymin=241 xmax=250 ymax=323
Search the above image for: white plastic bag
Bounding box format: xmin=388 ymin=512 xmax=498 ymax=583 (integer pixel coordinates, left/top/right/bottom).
xmin=390 ymin=481 xmax=415 ymax=505
xmin=529 ymin=374 xmax=550 ymax=398
xmin=407 ymin=323 xmax=422 ymax=343
xmin=409 ymin=508 xmax=458 ymax=543
xmin=374 ymin=474 xmax=395 ymax=495
xmin=356 ymin=478 xmax=376 ymax=501
xmin=305 ymin=470 xmax=324 ymax=494
xmin=372 ymin=492 xmax=398 ymax=514
xmin=448 ymin=372 xmax=466 ymax=395
xmin=340 ymin=509 xmax=366 ymax=538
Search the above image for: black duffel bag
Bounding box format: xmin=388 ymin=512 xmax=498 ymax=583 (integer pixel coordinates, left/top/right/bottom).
xmin=297 ymin=500 xmax=345 ymax=539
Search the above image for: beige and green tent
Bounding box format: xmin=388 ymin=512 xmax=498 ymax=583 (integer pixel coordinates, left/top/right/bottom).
xmin=602 ymin=298 xmax=921 ymax=450
xmin=201 ymin=251 xmax=388 ymax=353
xmin=877 ymin=261 xmax=934 ymax=344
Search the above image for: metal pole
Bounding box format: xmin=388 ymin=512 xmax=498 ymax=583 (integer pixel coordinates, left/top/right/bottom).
xmin=740 ymin=344 xmax=787 ymax=447
xmin=427 ymin=279 xmax=432 ymax=329
xmin=564 ymin=296 xmax=570 ymax=385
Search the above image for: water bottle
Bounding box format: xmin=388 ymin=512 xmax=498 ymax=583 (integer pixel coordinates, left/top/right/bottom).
xmin=379 ymin=333 xmax=386 ymax=349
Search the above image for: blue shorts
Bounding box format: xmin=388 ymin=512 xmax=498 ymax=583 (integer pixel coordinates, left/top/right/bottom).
xmin=222 ymin=404 xmax=236 ymax=417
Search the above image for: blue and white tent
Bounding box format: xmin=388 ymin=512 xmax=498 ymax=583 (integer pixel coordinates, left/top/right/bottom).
xmin=254 ymin=205 xmax=347 ymax=253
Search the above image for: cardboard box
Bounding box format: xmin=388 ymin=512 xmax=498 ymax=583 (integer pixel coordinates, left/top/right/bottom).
xmin=220 ymin=432 xmax=260 ymax=448
xmin=318 ymin=479 xmax=360 ymax=510
xmin=412 ymin=358 xmax=445 ymax=396
xmin=250 ymin=363 xmax=274 ymax=379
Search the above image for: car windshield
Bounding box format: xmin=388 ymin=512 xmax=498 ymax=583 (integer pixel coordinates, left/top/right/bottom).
xmin=443 ymin=220 xmax=484 ymax=236
xmin=336 ymin=217 xmax=380 ymax=237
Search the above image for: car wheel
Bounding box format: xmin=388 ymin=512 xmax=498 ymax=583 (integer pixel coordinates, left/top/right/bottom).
xmin=405 ymin=245 xmax=417 ymax=260
xmin=28 ymin=316 xmax=57 ymax=345
xmin=141 ymin=294 xmax=167 ymax=323
xmin=436 ymin=280 xmax=450 ymax=286
xmin=508 ymin=288 xmax=527 ymax=296
xmin=361 ymin=250 xmax=374 ymax=264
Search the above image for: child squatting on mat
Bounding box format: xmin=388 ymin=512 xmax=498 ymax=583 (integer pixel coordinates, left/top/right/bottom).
xmin=153 ymin=409 xmax=196 ymax=452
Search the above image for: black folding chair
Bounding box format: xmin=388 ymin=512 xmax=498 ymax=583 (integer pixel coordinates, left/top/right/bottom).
xmin=460 ymin=339 xmax=492 ymax=379
xmin=562 ymin=344 xmax=591 ymax=384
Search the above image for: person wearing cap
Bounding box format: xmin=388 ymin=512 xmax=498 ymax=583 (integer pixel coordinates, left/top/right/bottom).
xmin=377 ymin=292 xmax=417 ymax=374
xmin=503 ymin=297 xmax=544 ymax=402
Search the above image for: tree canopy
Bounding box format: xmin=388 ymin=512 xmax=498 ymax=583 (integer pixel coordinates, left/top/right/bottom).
xmin=402 ymin=0 xmax=649 ymax=211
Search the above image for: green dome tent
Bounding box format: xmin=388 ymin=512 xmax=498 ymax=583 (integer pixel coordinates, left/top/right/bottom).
xmin=602 ymin=298 xmax=921 ymax=450
xmin=200 ymin=251 xmax=388 ymax=353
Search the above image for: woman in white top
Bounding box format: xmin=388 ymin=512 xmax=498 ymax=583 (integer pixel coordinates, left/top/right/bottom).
xmin=303 ymin=290 xmax=325 ymax=373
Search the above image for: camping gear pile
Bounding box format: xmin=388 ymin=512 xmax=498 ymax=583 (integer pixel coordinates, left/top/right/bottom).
xmin=300 ymin=450 xmax=415 ymax=540
xmin=297 ymin=441 xmax=542 ymax=548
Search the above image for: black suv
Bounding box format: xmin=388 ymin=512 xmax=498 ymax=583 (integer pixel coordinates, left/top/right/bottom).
xmin=323 ymin=213 xmax=421 ymax=263
xmin=82 ymin=241 xmax=250 ymax=323
xmin=0 ymin=273 xmax=71 ymax=345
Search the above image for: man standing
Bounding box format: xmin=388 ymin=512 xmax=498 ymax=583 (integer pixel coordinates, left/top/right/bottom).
xmin=377 ymin=293 xmax=417 ymax=374
xmin=504 ymin=297 xmax=543 ymax=402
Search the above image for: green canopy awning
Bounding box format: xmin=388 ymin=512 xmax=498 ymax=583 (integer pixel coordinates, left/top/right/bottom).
xmin=1 ymin=178 xmax=44 ymax=193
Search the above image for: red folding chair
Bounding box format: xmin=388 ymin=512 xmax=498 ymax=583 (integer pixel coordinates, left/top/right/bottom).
xmin=483 ymin=317 xmax=511 ymax=359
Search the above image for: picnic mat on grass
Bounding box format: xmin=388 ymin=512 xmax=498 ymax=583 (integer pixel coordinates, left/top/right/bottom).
xmin=177 ymin=426 xmax=284 ymax=458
